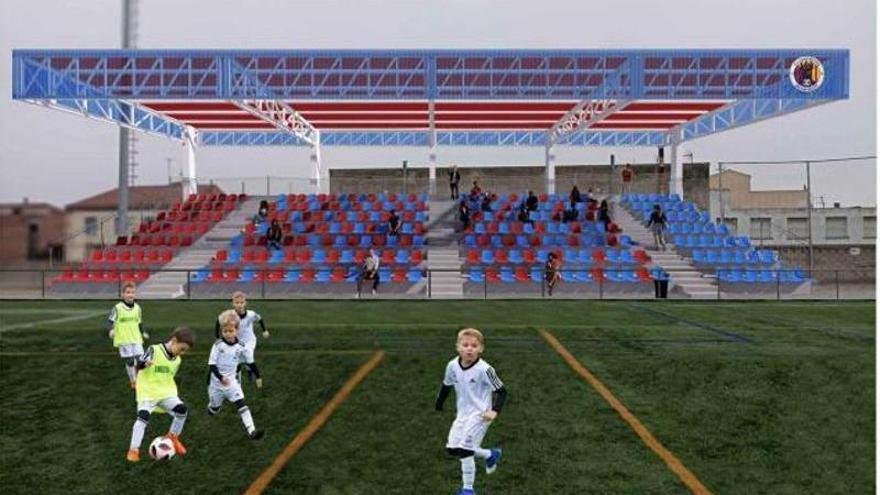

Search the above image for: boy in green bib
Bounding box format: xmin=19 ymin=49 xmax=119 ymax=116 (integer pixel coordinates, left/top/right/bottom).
xmin=106 ymin=281 xmax=149 ymax=389
xmin=126 ymin=326 xmax=194 ymax=463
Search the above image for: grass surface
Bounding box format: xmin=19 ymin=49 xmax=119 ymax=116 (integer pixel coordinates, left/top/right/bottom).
xmin=0 ymin=300 xmax=874 ymax=494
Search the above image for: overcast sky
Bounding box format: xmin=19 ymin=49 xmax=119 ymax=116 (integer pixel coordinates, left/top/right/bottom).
xmin=0 ymin=0 xmax=875 ymax=207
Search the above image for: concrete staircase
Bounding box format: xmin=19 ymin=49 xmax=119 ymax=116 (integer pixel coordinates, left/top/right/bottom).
xmin=138 ymin=197 xmax=263 ymax=299
xmin=424 ymin=199 xmax=464 ymax=298
xmin=614 ymin=202 xmax=719 ymax=299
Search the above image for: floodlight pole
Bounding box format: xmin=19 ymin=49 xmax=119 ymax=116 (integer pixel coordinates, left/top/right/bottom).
xmin=183 ymin=126 xmax=198 ymax=199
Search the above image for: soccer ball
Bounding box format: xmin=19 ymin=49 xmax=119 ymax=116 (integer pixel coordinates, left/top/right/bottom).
xmin=148 ymin=436 xmax=176 ymax=460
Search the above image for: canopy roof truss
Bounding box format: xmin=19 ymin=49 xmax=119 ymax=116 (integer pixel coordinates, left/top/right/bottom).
xmin=13 ymin=49 xmax=848 ymax=147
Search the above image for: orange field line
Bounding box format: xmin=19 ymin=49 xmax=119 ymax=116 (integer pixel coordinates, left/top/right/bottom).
xmin=243 ymin=350 xmax=385 ymax=495
xmin=539 ymin=329 xmax=712 ymax=495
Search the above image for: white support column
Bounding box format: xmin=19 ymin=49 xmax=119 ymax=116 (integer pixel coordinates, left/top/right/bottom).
xmin=310 ymin=130 xmax=325 ymax=193
xmin=669 ymin=132 xmax=682 ymax=198
xmin=183 ymin=126 xmax=198 ymax=199
xmin=544 ymin=144 xmax=556 ymax=194
xmin=428 ymin=100 xmax=437 ymax=196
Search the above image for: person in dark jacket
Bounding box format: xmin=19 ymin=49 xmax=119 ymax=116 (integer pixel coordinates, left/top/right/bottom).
xmin=448 ymin=165 xmax=461 ymax=200
xmin=646 ymin=204 xmax=668 ymax=251
xmin=266 ymin=219 xmax=283 ymax=251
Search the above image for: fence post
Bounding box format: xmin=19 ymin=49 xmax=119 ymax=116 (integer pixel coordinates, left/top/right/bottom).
xmin=41 ymin=270 xmax=46 ymax=299
xmin=186 ymin=269 xmax=191 ymax=300
xmin=483 ymin=271 xmax=488 ymax=299
xmin=599 ymin=272 xmax=604 ymax=300
xmin=261 ymin=270 xmax=266 ymax=299
xmin=717 ymin=278 xmax=721 ymax=300
xmin=427 ymin=269 xmax=432 ymax=299
xmin=835 ymin=271 xmax=840 ymax=300
xmin=776 ymin=273 xmax=781 ymax=301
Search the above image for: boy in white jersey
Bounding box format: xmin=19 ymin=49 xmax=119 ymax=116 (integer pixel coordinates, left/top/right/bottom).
xmin=207 ymin=309 xmax=264 ymax=440
xmin=215 ymin=291 xmax=270 ymax=382
xmin=436 ymin=328 xmax=508 ymax=495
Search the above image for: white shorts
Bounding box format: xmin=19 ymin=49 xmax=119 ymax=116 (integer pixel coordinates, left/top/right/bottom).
xmin=137 ymin=396 xmax=183 ymax=414
xmin=241 ymin=339 xmax=256 ymax=363
xmin=208 ymin=379 xmax=245 ymax=410
xmin=446 ymin=413 xmax=491 ymax=451
xmin=118 ymin=343 xmax=144 ymax=359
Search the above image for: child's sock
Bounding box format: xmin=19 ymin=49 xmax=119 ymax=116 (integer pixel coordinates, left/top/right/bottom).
xmin=125 ymin=364 xmax=137 ymax=383
xmin=460 ymin=456 xmax=476 ymax=489
xmin=238 ymin=404 xmax=256 ymax=434
xmin=170 ymin=408 xmax=187 ymax=435
xmin=129 ymin=417 xmax=147 ymax=450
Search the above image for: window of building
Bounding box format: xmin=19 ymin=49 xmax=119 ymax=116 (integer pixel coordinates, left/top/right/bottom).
xmin=723 ymin=217 xmax=738 ymax=234
xmin=786 ymin=217 xmax=808 ymax=240
xmin=825 ymin=217 xmax=848 ymax=240
xmin=863 ymin=216 xmax=875 ymax=239
xmin=84 ymin=217 xmax=98 ymax=236
xmin=749 ymin=217 xmax=772 ymax=240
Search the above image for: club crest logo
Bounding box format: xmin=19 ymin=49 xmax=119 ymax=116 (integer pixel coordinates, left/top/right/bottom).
xmin=789 ymin=56 xmax=825 ymax=92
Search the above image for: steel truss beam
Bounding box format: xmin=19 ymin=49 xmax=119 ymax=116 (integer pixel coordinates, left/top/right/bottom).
xmin=232 ymin=100 xmax=317 ymax=145
xmin=23 ymin=98 xmax=183 ymax=140
xmin=198 ymin=130 xmax=666 ymax=147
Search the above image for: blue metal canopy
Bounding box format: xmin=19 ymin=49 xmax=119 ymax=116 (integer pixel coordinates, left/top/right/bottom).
xmin=12 ymin=49 xmax=848 ymax=147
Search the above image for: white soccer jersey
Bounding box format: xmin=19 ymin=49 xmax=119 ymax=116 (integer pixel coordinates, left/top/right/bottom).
xmin=219 ymin=310 xmax=261 ymax=344
xmin=208 ymin=338 xmax=248 ymax=386
xmin=443 ymin=357 xmax=504 ymax=419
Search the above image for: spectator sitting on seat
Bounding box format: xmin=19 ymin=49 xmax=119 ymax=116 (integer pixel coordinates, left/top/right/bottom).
xmin=598 ymin=199 xmax=612 ymax=231
xmin=359 ymin=248 xmax=380 ymax=295
xmin=569 ymin=185 xmax=582 ymax=207
xmin=647 ymin=204 xmax=668 ymax=251
xmin=545 ymin=251 xmax=561 ymax=296
xmin=517 ymin=202 xmax=534 ymax=226
xmin=458 ymin=200 xmax=471 ymax=230
xmin=469 ymin=181 xmax=482 ymax=201
xmin=562 ymin=206 xmax=579 ymax=223
xmin=585 ymin=187 xmax=597 ymax=204
xmin=480 ymin=193 xmax=493 ymax=213
xmin=526 ymin=190 xmax=539 ymax=212
xmin=253 ymin=200 xmax=269 ymax=225
xmin=266 ymin=219 xmax=283 ymax=251
xmin=388 ymin=209 xmax=401 ymax=236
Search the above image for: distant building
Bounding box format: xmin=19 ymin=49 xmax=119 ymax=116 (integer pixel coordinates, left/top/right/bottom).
xmin=0 ymin=200 xmax=65 ymax=265
xmin=64 ymin=182 xmax=223 ymax=262
xmin=709 ymin=170 xmax=875 ymax=277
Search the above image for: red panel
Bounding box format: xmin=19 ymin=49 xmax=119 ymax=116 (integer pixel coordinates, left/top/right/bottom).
xmin=435 ymin=123 xmax=551 ymax=130
xmin=590 ymin=122 xmax=677 ymax=130
xmin=434 ymin=113 xmax=564 ymax=121
xmin=300 ymin=113 xmax=429 ymax=121
xmin=622 ymin=102 xmax=727 ymax=112
xmin=603 ymin=112 xmax=702 ymax=122
xmin=190 ymin=122 xmax=276 ymax=129
xmin=287 ymin=102 xmax=428 ymax=111
xmin=314 ymin=123 xmax=430 ymax=129
xmin=435 ymin=102 xmax=576 ymax=112
xmin=167 ymin=113 xmax=260 ymax=121
xmin=142 ymin=102 xmax=240 ymax=112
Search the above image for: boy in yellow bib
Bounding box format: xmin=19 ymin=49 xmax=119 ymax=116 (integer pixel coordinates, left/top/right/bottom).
xmin=126 ymin=326 xmax=194 ymax=463
xmin=106 ymin=282 xmax=150 ymax=389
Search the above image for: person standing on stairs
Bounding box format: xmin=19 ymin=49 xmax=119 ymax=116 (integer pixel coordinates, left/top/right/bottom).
xmin=647 ymin=204 xmax=668 ymax=251
xmin=449 ymin=165 xmax=461 ymax=200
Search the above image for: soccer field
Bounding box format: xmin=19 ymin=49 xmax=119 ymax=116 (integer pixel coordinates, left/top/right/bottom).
xmin=0 ymin=300 xmax=874 ymax=494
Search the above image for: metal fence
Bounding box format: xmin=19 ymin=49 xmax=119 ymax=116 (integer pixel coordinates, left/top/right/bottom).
xmin=0 ymin=268 xmax=873 ymax=301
